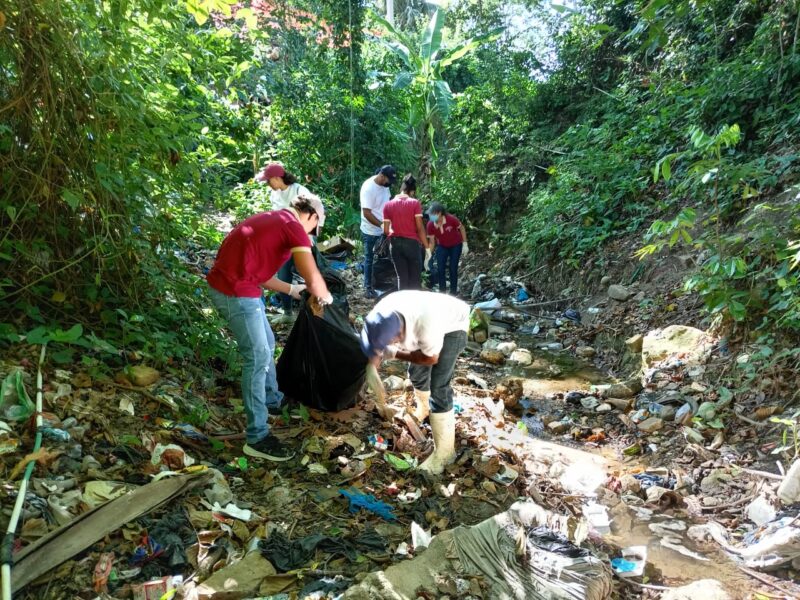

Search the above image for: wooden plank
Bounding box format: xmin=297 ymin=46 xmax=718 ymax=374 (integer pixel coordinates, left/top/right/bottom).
xmin=11 ymin=471 xmax=210 ymax=593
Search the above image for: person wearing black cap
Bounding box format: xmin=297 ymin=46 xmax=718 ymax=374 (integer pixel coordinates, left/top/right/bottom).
xmin=360 ymin=165 xmax=397 ymax=298
xmin=359 ymin=290 xmax=469 ymax=475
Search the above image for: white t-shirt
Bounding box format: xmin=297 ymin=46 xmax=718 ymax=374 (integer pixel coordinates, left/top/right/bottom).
xmin=360 ymin=176 xmax=390 ymax=236
xmin=270 ymin=183 xmax=311 ymax=211
xmin=375 ymin=291 xmax=470 ymax=357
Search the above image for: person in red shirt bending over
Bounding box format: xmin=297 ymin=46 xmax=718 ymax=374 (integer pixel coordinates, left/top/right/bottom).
xmin=207 ymin=194 xmax=333 ymax=461
xmin=426 ymin=202 xmax=469 ymax=296
xmin=382 ymin=174 xmax=430 ymax=290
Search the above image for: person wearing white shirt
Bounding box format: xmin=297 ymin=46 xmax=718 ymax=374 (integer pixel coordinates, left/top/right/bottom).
xmin=256 ymin=162 xmax=315 ymax=316
xmin=359 ymin=290 xmax=469 ymax=475
xmin=360 ymin=165 xmax=396 ymax=299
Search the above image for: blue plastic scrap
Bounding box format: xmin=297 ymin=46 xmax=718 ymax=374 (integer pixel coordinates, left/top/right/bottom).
xmin=339 ymin=488 xmax=396 ymax=521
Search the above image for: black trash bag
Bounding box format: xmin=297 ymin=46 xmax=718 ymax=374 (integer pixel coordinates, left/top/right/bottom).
xmin=372 ymin=238 xmax=398 ymax=294
xmin=276 ymin=296 xmax=366 ymax=412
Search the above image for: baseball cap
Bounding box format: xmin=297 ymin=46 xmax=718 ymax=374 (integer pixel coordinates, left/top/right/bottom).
xmin=359 ymin=309 xmax=403 ymax=359
xmin=378 ymin=165 xmax=397 ymax=184
xmin=255 ymin=162 xmax=285 ymax=182
xmin=291 ymin=192 xmax=326 ymax=228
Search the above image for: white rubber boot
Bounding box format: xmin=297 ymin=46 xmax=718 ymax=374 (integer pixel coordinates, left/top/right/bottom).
xmin=412 ymin=389 xmax=431 ymax=422
xmin=418 ymin=410 xmax=456 ymax=476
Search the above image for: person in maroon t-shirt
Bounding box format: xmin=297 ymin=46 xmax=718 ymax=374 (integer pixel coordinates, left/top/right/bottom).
xmin=425 ymin=202 xmax=469 ymax=296
xmin=207 ymin=195 xmax=332 ymax=461
xmin=382 ymin=174 xmax=430 ymax=290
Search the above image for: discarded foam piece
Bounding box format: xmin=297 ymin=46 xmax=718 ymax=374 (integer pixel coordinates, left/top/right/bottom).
xmin=343 ymin=499 xmax=612 ymax=600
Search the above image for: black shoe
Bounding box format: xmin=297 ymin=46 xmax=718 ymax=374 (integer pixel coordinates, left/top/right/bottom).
xmin=267 ymin=404 xmax=284 ymax=416
xmin=243 ymin=436 xmax=295 ymax=461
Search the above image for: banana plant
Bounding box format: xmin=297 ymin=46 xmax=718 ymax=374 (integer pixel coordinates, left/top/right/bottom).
xmin=371 ymin=4 xmax=502 ymax=184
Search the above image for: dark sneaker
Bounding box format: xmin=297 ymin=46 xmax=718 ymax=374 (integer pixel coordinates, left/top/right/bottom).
xmin=266 ymin=404 xmax=284 ymax=416
xmin=243 ymin=436 xmax=295 ymax=461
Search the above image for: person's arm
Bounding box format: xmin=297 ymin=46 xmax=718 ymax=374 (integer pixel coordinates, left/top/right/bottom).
xmin=459 ymin=224 xmax=468 ymax=244
xmin=383 ymin=219 xmax=391 ymax=236
xmin=293 ymin=251 xmax=332 ymax=301
xmin=263 ymin=277 xmax=303 ymax=298
xmin=395 ymin=349 xmax=438 ymax=365
xmin=415 ymin=215 xmax=428 ymax=249
xmin=362 ymin=207 xmax=382 ymax=227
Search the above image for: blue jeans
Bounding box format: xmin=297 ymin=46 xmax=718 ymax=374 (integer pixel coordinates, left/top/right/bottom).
xmin=276 ymin=257 xmax=295 ymax=313
xmin=209 ymin=287 xmax=283 ymax=444
xmin=362 ymin=232 xmax=383 ymax=291
xmin=436 ymin=243 xmax=463 ymax=295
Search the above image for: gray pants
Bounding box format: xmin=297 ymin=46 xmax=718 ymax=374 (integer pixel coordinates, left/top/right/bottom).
xmin=408 ymin=330 xmax=467 ymax=413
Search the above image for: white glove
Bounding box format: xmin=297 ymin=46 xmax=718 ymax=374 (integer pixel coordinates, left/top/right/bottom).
xmin=384 ymin=344 xmax=398 ymax=359
xmin=289 ymin=284 xmax=306 ymax=300
xmin=318 ymin=292 xmax=334 ymax=306
xmin=462 ymin=242 xmax=469 ymax=257
xmin=424 ymin=249 xmax=432 ymax=270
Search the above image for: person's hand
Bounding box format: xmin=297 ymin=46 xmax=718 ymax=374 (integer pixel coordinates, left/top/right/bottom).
xmin=462 ymin=242 xmax=469 ymax=257
xmin=424 ymin=248 xmax=432 ymax=270
xmin=384 ymin=345 xmax=398 ymax=359
xmin=289 ymin=284 xmax=306 ymax=299
xmin=317 ymin=292 xmax=334 ymax=306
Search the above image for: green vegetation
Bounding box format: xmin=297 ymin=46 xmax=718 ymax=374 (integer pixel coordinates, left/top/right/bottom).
xmin=2 ymin=0 xmax=800 ymax=370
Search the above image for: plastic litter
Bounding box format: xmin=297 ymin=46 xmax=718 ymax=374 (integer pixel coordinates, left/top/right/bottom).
xmin=211 ymin=502 xmax=252 ymax=521
xmin=693 ymin=516 xmax=800 ymax=570
xmin=397 ymin=488 xmax=422 ymax=504
xmin=384 ymin=452 xmax=416 ymax=471
xmin=369 ymin=434 xmax=388 ymax=451
xmin=746 ymin=495 xmax=777 ymax=526
xmin=611 ymin=546 xmax=647 ymax=577
xmin=515 ymin=288 xmax=529 ymax=302
xmin=411 ymin=521 xmax=432 ymax=549
xmin=339 ymin=487 xmax=396 ymax=520
xmin=40 ymin=427 xmax=70 ymax=442
xmin=562 ymin=308 xmax=581 ymax=323
xmin=474 ymin=298 xmax=501 ymax=312
xmin=583 ymin=503 xmax=611 ymax=536
xmin=150 ymin=443 xmax=195 ymax=470
xmin=131 ymin=575 xmax=182 ymax=600
xmin=155 ymin=419 xmax=209 ymax=444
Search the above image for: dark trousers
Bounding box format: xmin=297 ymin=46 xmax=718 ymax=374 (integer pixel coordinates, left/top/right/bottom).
xmin=408 ymin=330 xmax=467 ymax=413
xmin=276 ymin=256 xmax=295 ymax=312
xmin=436 ymin=243 xmax=463 ymax=295
xmin=362 ymin=232 xmax=383 ymax=291
xmin=390 ymin=236 xmax=422 ymax=290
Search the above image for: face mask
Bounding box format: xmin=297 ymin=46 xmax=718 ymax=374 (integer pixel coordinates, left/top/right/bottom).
xmin=431 ymin=214 xmax=440 ymax=223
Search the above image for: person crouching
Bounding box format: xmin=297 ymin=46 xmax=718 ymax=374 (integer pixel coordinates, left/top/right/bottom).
xmin=359 ymin=290 xmax=469 ymax=475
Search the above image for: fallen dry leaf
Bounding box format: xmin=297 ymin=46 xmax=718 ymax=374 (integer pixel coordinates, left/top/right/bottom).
xmin=9 ymin=448 xmax=63 ymax=480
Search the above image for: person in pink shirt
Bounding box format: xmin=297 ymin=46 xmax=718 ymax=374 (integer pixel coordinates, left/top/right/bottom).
xmin=426 ymin=202 xmax=469 ymax=295
xmin=382 ymin=174 xmax=430 ymax=290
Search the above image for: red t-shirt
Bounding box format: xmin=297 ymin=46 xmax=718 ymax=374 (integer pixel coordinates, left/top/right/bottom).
xmin=207 ymin=210 xmax=311 ymax=297
xmin=383 ymin=195 xmax=423 ymax=241
xmin=426 ymin=214 xmax=462 ymax=248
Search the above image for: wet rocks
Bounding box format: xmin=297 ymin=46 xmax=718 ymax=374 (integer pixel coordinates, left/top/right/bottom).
xmin=625 ymin=334 xmax=644 ymax=353
xmin=661 ymin=580 xmax=732 ymax=600
xmin=548 ymin=421 xmax=569 ymax=435
xmin=480 ymin=349 xmax=505 ymax=365
xmin=509 ymin=349 xmax=532 ymax=366
xmin=127 ymin=365 xmax=160 ymax=387
xmin=496 ymin=341 xmax=517 ymax=357
xmin=607 ymin=284 xmax=632 ymax=301
xmin=637 ymin=417 xmax=664 ymax=433
xmin=603 ymin=378 xmax=643 ymax=398
xmin=642 ymin=325 xmax=715 ymax=367
xmin=600 ymin=275 xmax=612 ymax=286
